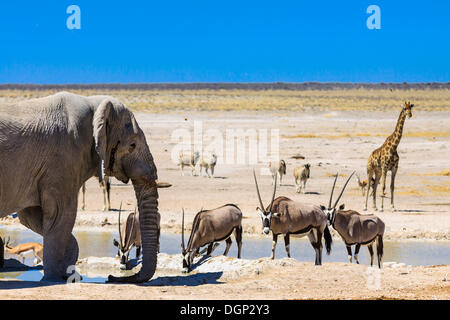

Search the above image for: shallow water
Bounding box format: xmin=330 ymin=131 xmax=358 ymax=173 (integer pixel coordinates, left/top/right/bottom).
xmin=0 ymin=226 xmax=449 ymax=283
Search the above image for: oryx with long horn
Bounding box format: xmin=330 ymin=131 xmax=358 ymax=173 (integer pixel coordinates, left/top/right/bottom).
xmin=113 ymin=204 xmax=161 ymax=270
xmin=253 ymin=170 xmax=332 ymax=265
xmin=321 ymin=172 xmax=385 ymax=268
xmin=181 ymin=204 xmax=243 ymax=273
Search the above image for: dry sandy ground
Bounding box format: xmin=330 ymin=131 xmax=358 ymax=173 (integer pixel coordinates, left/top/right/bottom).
xmin=1 ymin=108 xmax=449 ymax=299
xmin=0 ymin=255 xmax=449 ymax=300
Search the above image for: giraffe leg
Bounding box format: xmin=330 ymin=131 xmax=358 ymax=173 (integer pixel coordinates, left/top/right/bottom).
xmin=391 ymin=165 xmax=398 ymax=212
xmin=372 ymin=171 xmax=382 ymax=211
xmin=380 ymin=168 xmax=387 ymax=212
xmin=364 ymin=169 xmax=374 ymax=211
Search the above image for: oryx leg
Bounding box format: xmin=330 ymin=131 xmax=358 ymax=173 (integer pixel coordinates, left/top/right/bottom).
xmin=354 ymin=243 xmax=361 ymax=264
xmin=303 ymin=179 xmax=307 ymax=193
xmin=271 ymin=233 xmax=278 ymax=259
xmin=234 ymin=226 xmax=243 ymax=258
xmin=367 ymin=244 xmax=374 ymax=266
xmin=136 ymin=246 xmax=141 ymax=258
xmin=223 ymin=237 xmax=232 ymax=256
xmin=308 ymin=229 xmax=323 ymax=265
xmin=0 ymin=237 xmax=3 ymax=268
xmin=210 ymin=166 xmax=215 ymax=178
xmin=283 ymin=234 xmax=290 ymax=258
xmin=191 ymin=164 xmax=195 ymax=176
xmin=180 ymin=163 xmax=185 ymax=176
xmin=346 ymin=245 xmax=353 ymax=263
xmin=206 ymin=243 xmax=214 ymax=255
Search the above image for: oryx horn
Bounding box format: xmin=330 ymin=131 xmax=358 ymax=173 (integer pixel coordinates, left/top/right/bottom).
xmin=253 ymin=169 xmax=266 ymax=212
xmin=269 ymin=171 xmax=277 ymax=212
xmin=118 ymin=201 xmax=123 ymax=247
xmin=332 ymin=171 xmax=356 ymax=209
xmin=181 ymin=208 xmax=185 ymax=252
xmin=329 ymin=172 xmax=339 ymax=208
xmin=126 ymin=207 xmax=137 ymax=249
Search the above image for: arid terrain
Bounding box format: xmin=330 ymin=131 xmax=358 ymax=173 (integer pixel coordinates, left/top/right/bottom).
xmin=0 ymin=86 xmax=449 ymax=299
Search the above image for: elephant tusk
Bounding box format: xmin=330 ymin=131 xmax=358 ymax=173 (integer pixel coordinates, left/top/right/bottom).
xmin=156 ymin=181 xmax=172 ymax=188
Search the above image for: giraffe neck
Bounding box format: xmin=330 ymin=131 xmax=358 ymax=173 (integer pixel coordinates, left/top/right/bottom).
xmin=390 ymin=108 xmax=407 ymax=149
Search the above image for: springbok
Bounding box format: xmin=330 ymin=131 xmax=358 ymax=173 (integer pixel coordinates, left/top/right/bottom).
xmin=269 ymin=160 xmax=286 ymax=186
xmin=178 ymin=151 xmax=200 ymax=176
xmin=253 ymin=170 xmax=332 ymax=265
xmin=181 ymin=204 xmax=243 ymax=273
xmin=3 ymin=237 xmax=43 ymax=266
xmin=199 ymin=153 xmax=218 ymax=178
xmin=321 ymin=172 xmax=385 ymax=268
xmin=80 ymin=175 xmax=111 ymax=211
xmin=293 ymin=163 xmax=311 ymax=193
xmin=113 ymin=206 xmax=160 ymax=270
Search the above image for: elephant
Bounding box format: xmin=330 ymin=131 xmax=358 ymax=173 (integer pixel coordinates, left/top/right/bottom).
xmin=0 ymin=91 xmax=170 ymax=283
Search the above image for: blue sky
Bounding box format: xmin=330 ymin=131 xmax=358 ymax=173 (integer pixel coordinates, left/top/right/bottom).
xmin=0 ymin=1 xmax=449 ymax=83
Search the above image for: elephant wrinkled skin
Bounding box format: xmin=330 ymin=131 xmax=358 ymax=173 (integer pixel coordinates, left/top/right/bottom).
xmin=0 ymin=92 xmax=162 ymax=283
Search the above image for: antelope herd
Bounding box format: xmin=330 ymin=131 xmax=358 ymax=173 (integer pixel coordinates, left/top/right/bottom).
xmin=2 ymin=102 xmax=415 ymax=274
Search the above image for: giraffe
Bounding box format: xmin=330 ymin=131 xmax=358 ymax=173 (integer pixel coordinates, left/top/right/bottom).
xmin=364 ymin=101 xmax=414 ymax=212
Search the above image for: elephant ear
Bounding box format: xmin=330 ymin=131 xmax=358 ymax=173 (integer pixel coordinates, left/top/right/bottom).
xmin=93 ymin=99 xmax=114 ymax=178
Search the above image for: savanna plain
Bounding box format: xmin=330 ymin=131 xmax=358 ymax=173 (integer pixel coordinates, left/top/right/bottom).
xmin=0 ymin=86 xmax=449 ymax=299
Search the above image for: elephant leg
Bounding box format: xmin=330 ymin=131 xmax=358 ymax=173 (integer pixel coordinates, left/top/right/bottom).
xmin=18 ymin=206 xmax=44 ymax=235
xmin=40 ymin=193 xmax=78 ymax=281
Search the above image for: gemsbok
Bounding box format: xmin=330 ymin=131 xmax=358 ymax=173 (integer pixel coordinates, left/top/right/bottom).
xmin=3 ymin=237 xmax=43 ymax=266
xmin=321 ymin=172 xmax=385 ymax=268
xmin=253 ymin=170 xmax=332 ymax=265
xmin=181 ymin=204 xmax=243 ymax=273
xmin=113 ymin=205 xmax=160 ymax=270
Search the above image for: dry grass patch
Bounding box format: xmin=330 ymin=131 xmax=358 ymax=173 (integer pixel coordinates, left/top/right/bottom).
xmin=1 ymin=88 xmax=449 ymax=112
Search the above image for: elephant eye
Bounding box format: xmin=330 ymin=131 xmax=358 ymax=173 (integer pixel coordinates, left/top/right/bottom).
xmin=129 ymin=143 xmax=136 ymax=153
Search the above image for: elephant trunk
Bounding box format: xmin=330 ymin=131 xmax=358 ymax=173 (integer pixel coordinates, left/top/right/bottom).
xmin=107 ymin=181 xmax=159 ymax=283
